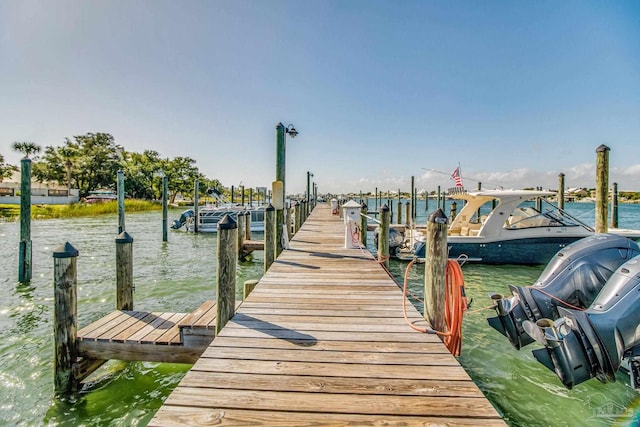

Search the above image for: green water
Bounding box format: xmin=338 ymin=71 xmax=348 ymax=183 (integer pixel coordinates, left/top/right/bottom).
xmin=1 ymin=204 xmax=639 ymax=426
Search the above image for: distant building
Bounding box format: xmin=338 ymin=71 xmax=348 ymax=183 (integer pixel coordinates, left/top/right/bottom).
xmin=0 ymin=172 xmax=79 ymax=205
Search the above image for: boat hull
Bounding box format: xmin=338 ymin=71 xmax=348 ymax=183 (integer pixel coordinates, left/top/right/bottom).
xmin=413 ymin=236 xmax=586 ymax=265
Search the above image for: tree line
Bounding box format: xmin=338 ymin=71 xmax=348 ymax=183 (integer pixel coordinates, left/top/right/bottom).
xmin=1 ymin=133 xmax=221 ymax=203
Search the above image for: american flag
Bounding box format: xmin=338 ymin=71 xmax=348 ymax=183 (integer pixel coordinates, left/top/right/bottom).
xmin=451 ymin=167 xmax=463 ymax=187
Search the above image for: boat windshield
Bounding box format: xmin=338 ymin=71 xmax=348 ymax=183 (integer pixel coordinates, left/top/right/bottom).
xmin=505 ymin=208 xmax=581 ymax=229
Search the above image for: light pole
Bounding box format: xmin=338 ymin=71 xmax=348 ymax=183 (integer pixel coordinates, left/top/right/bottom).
xmin=275 ymin=122 xmax=298 ymax=256
xmin=306 ymin=171 xmax=313 ymax=215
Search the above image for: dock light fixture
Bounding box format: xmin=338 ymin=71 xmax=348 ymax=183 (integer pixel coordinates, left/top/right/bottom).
xmin=285 ymin=124 xmax=298 ymax=139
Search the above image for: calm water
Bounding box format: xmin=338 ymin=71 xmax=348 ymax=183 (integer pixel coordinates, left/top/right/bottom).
xmin=1 ymin=202 xmax=639 ymax=426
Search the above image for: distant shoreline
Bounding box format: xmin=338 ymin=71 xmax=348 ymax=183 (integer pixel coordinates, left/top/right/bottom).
xmin=0 ymin=200 xmax=165 ymax=221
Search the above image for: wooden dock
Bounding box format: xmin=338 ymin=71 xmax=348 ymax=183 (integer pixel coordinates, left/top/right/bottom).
xmin=150 ymin=204 xmax=505 ymax=426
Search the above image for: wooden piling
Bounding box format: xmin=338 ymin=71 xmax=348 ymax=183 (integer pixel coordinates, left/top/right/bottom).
xmin=424 ymin=208 xmax=448 ymax=334
xmin=193 ymin=179 xmax=199 ymax=233
xmin=405 ymin=201 xmax=411 ymax=226
xmin=558 ymin=173 xmax=565 ymax=211
xmin=243 ymin=279 xmax=259 ymax=300
xmin=18 ymin=158 xmax=32 ymax=283
xmin=611 ymin=182 xmax=618 ymax=228
xmin=450 ymin=201 xmax=457 ymax=221
xmin=115 ymin=232 xmax=134 ymax=310
xmin=397 ymin=189 xmax=401 ymax=224
xmin=162 ymin=175 xmax=168 ymax=242
xmin=241 ymin=185 xmax=245 ymax=206
xmin=53 ymin=242 xmax=79 ymax=397
xmin=285 ymin=204 xmax=292 ymax=239
xmin=437 ymin=186 xmax=441 ymax=209
xmin=264 ymin=204 xmax=275 ymax=273
xmin=244 ymin=210 xmax=251 ymax=241
xmin=411 ymin=176 xmax=416 ymax=220
xmin=378 ymin=204 xmax=390 ymax=268
xmin=275 ymin=208 xmax=284 ymax=256
xmin=595 ymin=144 xmax=610 ymax=234
xmin=231 ymin=185 xmax=235 ymax=204
xmin=360 ymin=202 xmax=368 ymax=247
xmin=292 ymin=201 xmax=300 ymax=234
xmin=117 ymin=170 xmax=125 ymax=234
xmin=237 ymin=211 xmax=246 ymax=260
xmin=216 ymin=215 xmax=237 ymax=334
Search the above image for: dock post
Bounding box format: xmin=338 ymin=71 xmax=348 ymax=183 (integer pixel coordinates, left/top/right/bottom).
xmin=162 ymin=175 xmax=168 ymax=242
xmin=18 ymin=158 xmax=32 ymax=283
xmin=375 ymin=187 xmax=378 ymax=211
xmin=237 ymin=211 xmax=246 ymax=260
xmin=397 ymin=189 xmax=401 ymax=224
xmin=249 ymin=188 xmax=253 ymax=207
xmin=231 ymin=185 xmax=234 ymax=204
xmin=378 ymin=204 xmax=390 ymax=268
xmin=476 ymin=182 xmax=482 ymax=219
xmin=360 ymin=202 xmax=368 ymax=247
xmin=558 ymin=173 xmax=565 ymax=210
xmin=411 ymin=176 xmax=416 ymax=219
xmin=292 ymin=201 xmax=300 ymax=234
xmin=245 ymin=210 xmax=251 ymax=241
xmin=115 ymin=232 xmax=134 ymax=310
xmin=241 ymin=185 xmax=245 ymax=206
xmin=193 ymin=179 xmax=199 ymax=233
xmin=424 ymin=208 xmax=448 ymax=334
xmin=611 ymin=182 xmax=619 ymax=228
xmin=405 ymin=201 xmax=411 ymax=226
xmin=264 ymin=203 xmax=275 ymax=273
xmin=243 ymin=279 xmax=259 ymax=300
xmin=285 ymin=203 xmax=293 ymax=239
xmin=595 ymin=144 xmax=610 ymax=234
xmin=450 ymin=201 xmax=458 ymax=222
xmin=53 ymin=242 xmax=79 ymax=397
xmin=117 ymin=170 xmax=125 ymax=234
xmin=216 ymin=215 xmax=237 ymax=333
xmin=437 ymin=186 xmax=441 ymax=209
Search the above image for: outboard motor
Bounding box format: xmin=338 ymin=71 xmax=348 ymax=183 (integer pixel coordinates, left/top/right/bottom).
xmin=528 ymin=255 xmax=640 ymax=389
xmin=171 ymin=209 xmax=194 ymax=229
xmin=488 ymin=234 xmax=640 ymax=349
xmin=374 ymin=226 xmax=405 ymax=257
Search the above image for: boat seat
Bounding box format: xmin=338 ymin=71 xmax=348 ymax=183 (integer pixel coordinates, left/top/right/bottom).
xmin=460 ymin=226 xmax=469 ymax=236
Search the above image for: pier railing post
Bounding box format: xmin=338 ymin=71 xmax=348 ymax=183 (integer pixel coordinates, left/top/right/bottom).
xmin=424 ymin=208 xmax=448 ymax=334
xmin=264 ymin=203 xmax=275 ymax=273
xmin=53 ymin=242 xmax=79 ymax=397
xmin=558 ymin=173 xmax=565 ymax=211
xmin=292 ymin=201 xmax=300 ymax=234
xmin=595 ymin=144 xmax=610 ymax=234
xmin=117 ymin=170 xmax=125 ymax=234
xmin=285 ymin=203 xmax=293 ymax=239
xmin=19 ymin=157 xmax=32 ymax=283
xmin=405 ymin=201 xmax=410 ymax=227
xmin=245 ymin=209 xmax=251 ymax=241
xmin=360 ymin=202 xmax=368 ymax=247
xmin=378 ymin=204 xmax=390 ymax=268
xmin=115 ymin=232 xmax=134 ymax=310
xmin=216 ymin=214 xmax=237 ymax=333
xmin=193 ymin=179 xmax=199 ymax=233
xmin=237 ymin=211 xmax=246 ymax=260
xmin=611 ymin=182 xmax=618 ymax=228
xmin=162 ymin=175 xmax=168 ymax=242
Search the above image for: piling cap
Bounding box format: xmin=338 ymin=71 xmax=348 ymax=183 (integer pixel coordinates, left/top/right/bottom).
xmin=52 ymin=242 xmax=79 ymax=258
xmin=428 ymin=208 xmax=448 ymax=224
xmin=379 ymin=203 xmax=389 ymax=213
xmin=265 ymin=203 xmax=275 ymax=212
xmin=596 ymin=144 xmax=610 ymax=153
xmin=218 ymin=214 xmax=237 ymax=230
xmin=361 ymin=201 xmax=368 ymax=210
xmin=115 ymin=231 xmax=134 ymax=244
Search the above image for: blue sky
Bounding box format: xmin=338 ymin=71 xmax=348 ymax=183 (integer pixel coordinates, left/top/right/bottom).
xmin=1 ymin=1 xmax=639 ymax=194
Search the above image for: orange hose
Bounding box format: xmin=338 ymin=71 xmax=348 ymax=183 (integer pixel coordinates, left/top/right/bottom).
xmin=402 ymin=258 xmax=467 ymax=356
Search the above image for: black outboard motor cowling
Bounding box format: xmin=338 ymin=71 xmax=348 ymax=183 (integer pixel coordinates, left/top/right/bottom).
xmin=529 ymin=255 xmax=640 ymax=389
xmin=488 ymin=234 xmax=640 ymax=349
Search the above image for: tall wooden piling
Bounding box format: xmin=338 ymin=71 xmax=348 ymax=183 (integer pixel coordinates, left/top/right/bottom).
xmin=244 ymin=210 xmax=251 ymax=241
xmin=231 ymin=185 xmax=235 ymax=204
xmin=405 ymin=201 xmax=411 ymax=226
xmin=216 ymin=215 xmax=237 ymax=333
xmin=53 ymin=242 xmax=79 ymax=397
xmin=162 ymin=175 xmax=168 ymax=242
xmin=611 ymin=182 xmax=618 ymax=228
xmin=424 ymin=208 xmax=448 ymax=334
xmin=437 ymin=186 xmax=441 ymax=209
xmin=293 ymin=201 xmax=300 ymax=234
xmin=117 ymin=170 xmax=125 ymax=234
xmin=411 ymin=176 xmax=416 ymax=219
xmin=285 ymin=204 xmax=292 ymax=239
xmin=558 ymin=173 xmax=565 ymax=210
xmin=237 ymin=211 xmax=246 ymax=260
xmin=595 ymin=144 xmax=610 ymax=234
xmin=450 ymin=201 xmax=457 ymax=221
xmin=193 ymin=179 xmax=200 ymax=233
xmin=360 ymin=202 xmax=368 ymax=247
xmin=378 ymin=204 xmax=390 ymax=268
xmin=241 ymin=185 xmax=245 ymax=206
xmin=115 ymin=232 xmax=134 ymax=310
xmin=18 ymin=158 xmax=32 ymax=283
xmin=397 ymin=189 xmax=401 ymax=223
xmin=264 ymin=204 xmax=275 ymax=273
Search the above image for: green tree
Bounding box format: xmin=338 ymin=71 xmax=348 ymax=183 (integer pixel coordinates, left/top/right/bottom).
xmin=70 ymin=133 xmax=124 ymax=196
xmin=164 ymin=156 xmax=201 ymax=204
xmin=122 ymin=150 xmax=164 ymax=199
xmin=11 ymin=141 xmax=41 ymax=159
xmin=0 ymin=154 xmax=18 ymax=182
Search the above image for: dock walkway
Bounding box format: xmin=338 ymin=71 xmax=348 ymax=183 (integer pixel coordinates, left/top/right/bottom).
xmin=150 ymin=204 xmax=504 ymax=426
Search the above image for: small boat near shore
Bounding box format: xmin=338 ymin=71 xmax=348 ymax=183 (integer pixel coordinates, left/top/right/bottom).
xmin=172 ymin=204 xmax=266 ymax=232
xmin=406 ymin=189 xmax=640 ymax=265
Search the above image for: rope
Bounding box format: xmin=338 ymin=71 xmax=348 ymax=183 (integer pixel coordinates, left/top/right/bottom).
xmin=402 ymin=258 xmax=468 ymax=356
xmin=526 ymin=286 xmax=585 ymax=311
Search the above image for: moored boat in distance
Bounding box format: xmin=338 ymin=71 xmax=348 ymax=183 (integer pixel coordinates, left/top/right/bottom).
xmin=409 ymin=189 xmax=640 ymax=265
xmin=84 ymin=190 xmax=117 ymax=203
xmin=172 ymin=204 xmax=266 ymax=232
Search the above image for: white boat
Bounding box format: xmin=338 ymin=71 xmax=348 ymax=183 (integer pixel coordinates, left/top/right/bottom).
xmin=85 ymin=190 xmax=117 ymax=203
xmin=172 ymin=204 xmax=266 ymax=233
xmin=409 ymin=189 xmax=640 ymax=265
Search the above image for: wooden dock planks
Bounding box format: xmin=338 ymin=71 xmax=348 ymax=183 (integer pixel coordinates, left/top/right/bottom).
xmin=150 ymin=204 xmax=505 ymax=426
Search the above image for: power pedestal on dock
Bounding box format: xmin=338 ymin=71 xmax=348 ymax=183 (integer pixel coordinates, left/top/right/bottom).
xmin=342 ymin=199 xmax=362 ymax=249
